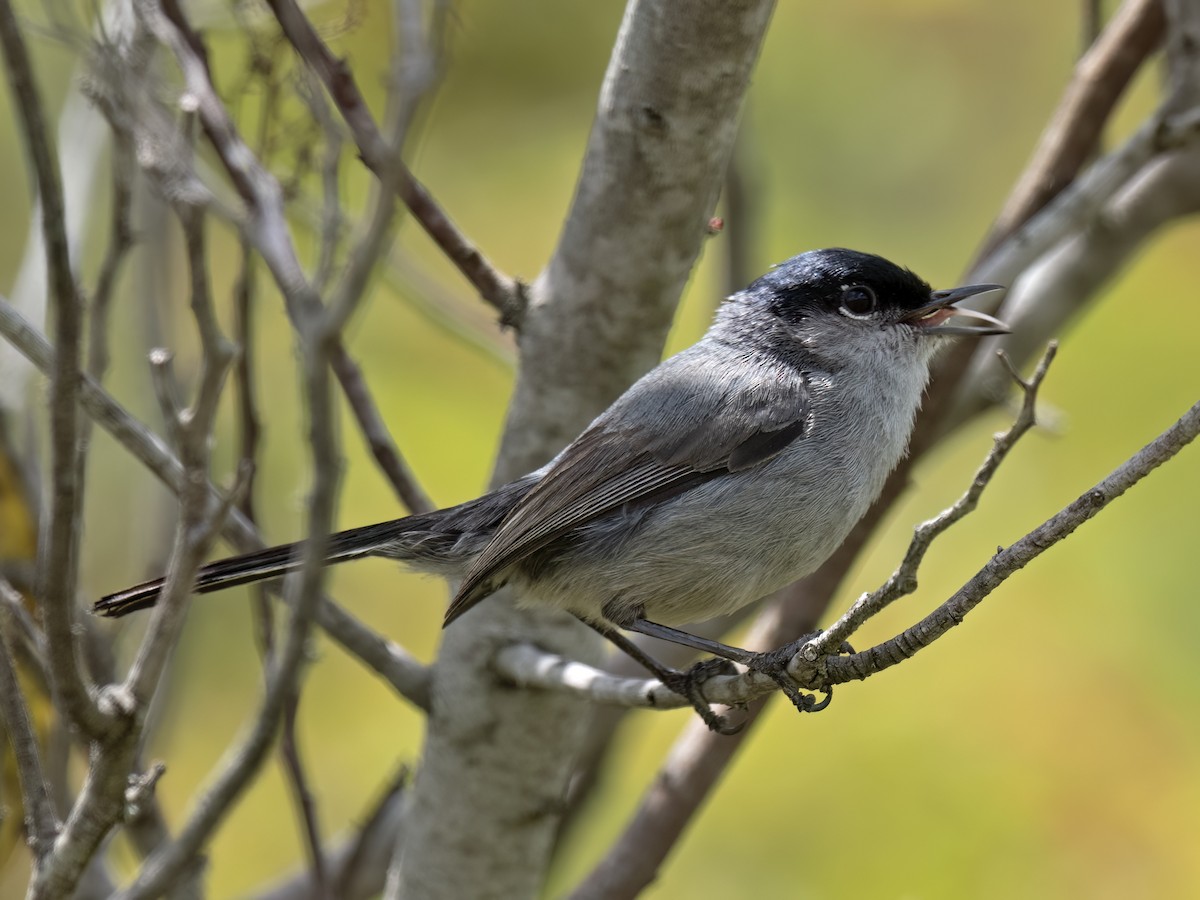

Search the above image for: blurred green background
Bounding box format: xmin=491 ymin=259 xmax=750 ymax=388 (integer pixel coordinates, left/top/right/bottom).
xmin=2 ymin=1 xmax=1198 ymax=897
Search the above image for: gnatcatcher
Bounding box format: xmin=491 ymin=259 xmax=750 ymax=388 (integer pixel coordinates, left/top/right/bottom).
xmin=96 ymin=249 xmax=1007 ymax=731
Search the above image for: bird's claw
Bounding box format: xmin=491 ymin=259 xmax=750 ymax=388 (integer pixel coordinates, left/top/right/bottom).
xmin=743 ymin=634 xmax=843 ymax=716
xmin=659 ymin=658 xmax=743 ymax=735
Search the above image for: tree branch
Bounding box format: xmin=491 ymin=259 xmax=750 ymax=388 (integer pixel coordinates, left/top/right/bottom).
xmin=0 ymin=0 xmax=108 ymax=740
xmin=0 ymin=578 xmax=60 ymax=859
xmin=805 ymin=344 xmax=1057 ymax=662
xmin=0 ymin=290 xmax=432 ymax=710
xmin=973 ymin=0 xmax=1166 ymax=263
xmin=395 ymin=3 xmax=779 ymax=898
xmin=493 ymin=642 xmax=769 ymax=711
xmin=570 ymin=393 xmax=1200 ymax=900
xmin=262 ymin=0 xmax=524 ymax=323
xmin=811 ymin=397 xmax=1200 ymax=686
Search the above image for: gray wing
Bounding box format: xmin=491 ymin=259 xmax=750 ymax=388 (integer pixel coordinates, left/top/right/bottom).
xmin=444 ymin=349 xmax=810 ymax=625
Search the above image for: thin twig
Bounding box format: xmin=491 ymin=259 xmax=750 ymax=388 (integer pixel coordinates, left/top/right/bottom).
xmin=0 ymin=576 xmax=50 ymax=690
xmin=109 ymin=1 xmax=429 ymax=887
xmin=135 ymin=0 xmax=433 ymax=514
xmin=330 ymin=347 xmax=435 ymax=513
xmin=810 ymin=397 xmax=1200 ymax=686
xmin=502 ymin=348 xmax=1057 ymax=715
xmin=318 ymin=44 xmax=435 ymax=512
xmin=121 ymin=205 xmax=239 ymax=710
xmin=570 ymin=394 xmax=1200 ymax=900
xmin=147 ymin=348 xmax=184 ymax=451
xmin=0 ymin=578 xmax=60 ymax=858
xmin=0 ymin=290 xmax=434 ymax=709
xmin=279 ymin=699 xmax=330 ymax=899
xmin=300 ymin=70 xmax=345 ymax=295
xmin=0 ymin=0 xmax=108 ymax=740
xmin=262 ymin=0 xmax=525 ymax=325
xmin=805 ymin=343 xmax=1057 ymax=661
xmin=86 ymin=138 xmax=136 ymax=382
xmin=230 ymin=179 xmax=330 ymax=894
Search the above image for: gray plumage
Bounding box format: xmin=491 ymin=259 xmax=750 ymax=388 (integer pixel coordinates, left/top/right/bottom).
xmin=95 ymin=249 xmax=1006 ymax=630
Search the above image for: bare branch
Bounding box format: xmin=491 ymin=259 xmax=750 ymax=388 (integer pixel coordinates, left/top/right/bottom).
xmin=805 ymin=343 xmax=1057 ymax=661
xmin=86 ymin=139 xmax=136 ymax=382
xmin=1163 ymin=0 xmax=1200 ymax=104
xmin=493 ymin=642 xmax=772 ymax=711
xmin=147 ymin=348 xmax=185 ymax=451
xmin=105 ymin=1 xmax=437 ymax=885
xmin=231 ymin=228 xmax=331 ymax=899
xmin=0 ymin=578 xmax=60 ymax=858
xmin=811 ymin=397 xmax=1200 ymax=686
xmin=278 ymin=702 xmax=330 ymax=900
xmin=0 ymin=0 xmax=108 ymax=740
xmin=573 ymin=380 xmax=1198 ymax=900
xmin=262 ymin=0 xmax=525 ymax=323
xmin=123 ymin=0 xmax=432 ymax=515
xmin=1 ymin=2 xmax=131 ymax=414
xmin=977 ymin=101 xmax=1200 ymax=290
xmin=953 ymin=145 xmax=1200 ymax=423
xmin=567 ymin=690 xmax=765 ymax=900
xmin=330 ymin=347 xmax=435 ymax=514
xmin=121 ymin=205 xmax=238 ymax=710
xmin=0 ymin=577 xmax=49 ymax=692
xmin=397 ymin=3 xmax=778 ymax=895
xmin=974 ymin=0 xmax=1165 ymax=263
xmin=302 ymin=72 xmax=345 ymax=295
xmin=0 ymin=291 xmax=432 ymax=709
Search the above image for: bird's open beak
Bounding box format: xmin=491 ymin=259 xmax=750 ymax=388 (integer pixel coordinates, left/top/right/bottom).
xmin=903 ymin=283 xmax=1009 ymax=336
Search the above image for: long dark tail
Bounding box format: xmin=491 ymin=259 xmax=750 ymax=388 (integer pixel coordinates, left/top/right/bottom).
xmin=93 ymin=474 xmax=539 ymax=619
xmin=93 ymin=519 xmax=412 ymax=618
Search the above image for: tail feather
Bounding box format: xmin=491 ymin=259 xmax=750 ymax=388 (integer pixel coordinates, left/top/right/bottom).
xmin=92 ymin=527 xmax=384 ymax=618
xmin=93 ymin=474 xmax=540 ymax=620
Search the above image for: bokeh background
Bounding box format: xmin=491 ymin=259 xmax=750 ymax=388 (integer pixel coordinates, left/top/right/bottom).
xmin=1 ymin=1 xmax=1198 ymax=897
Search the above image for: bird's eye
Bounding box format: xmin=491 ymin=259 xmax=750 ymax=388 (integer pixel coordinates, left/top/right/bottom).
xmin=839 ymin=285 xmax=877 ymax=318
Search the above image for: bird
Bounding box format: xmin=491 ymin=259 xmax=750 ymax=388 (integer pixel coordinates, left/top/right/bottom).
xmin=95 ymin=248 xmax=1006 ymax=731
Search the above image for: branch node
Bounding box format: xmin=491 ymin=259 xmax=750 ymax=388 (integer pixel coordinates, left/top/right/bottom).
xmin=499 ymin=277 xmax=530 ymax=331
xmin=125 ymin=763 xmax=167 ymax=821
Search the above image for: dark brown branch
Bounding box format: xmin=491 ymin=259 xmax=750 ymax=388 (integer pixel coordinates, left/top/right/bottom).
xmin=329 ymin=345 xmax=433 ymax=514
xmin=86 ymin=139 xmax=135 ymax=382
xmin=973 ymin=0 xmax=1165 ymax=264
xmin=262 ymin=0 xmax=525 ymax=324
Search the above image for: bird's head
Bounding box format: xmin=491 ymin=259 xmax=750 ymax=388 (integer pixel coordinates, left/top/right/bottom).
xmin=717 ymin=248 xmax=1007 ymax=367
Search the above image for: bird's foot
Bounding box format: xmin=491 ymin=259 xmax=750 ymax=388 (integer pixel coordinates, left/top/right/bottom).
xmin=658 ymin=658 xmax=743 ymax=735
xmin=740 ymin=633 xmax=847 ymax=715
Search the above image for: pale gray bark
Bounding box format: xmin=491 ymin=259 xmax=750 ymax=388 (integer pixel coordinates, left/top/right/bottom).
xmin=390 ymin=2 xmax=776 ymax=898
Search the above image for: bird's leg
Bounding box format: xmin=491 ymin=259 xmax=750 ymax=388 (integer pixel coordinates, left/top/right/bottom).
xmin=578 ymin=618 xmax=742 ymax=735
xmin=627 ymin=619 xmax=835 ymax=716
